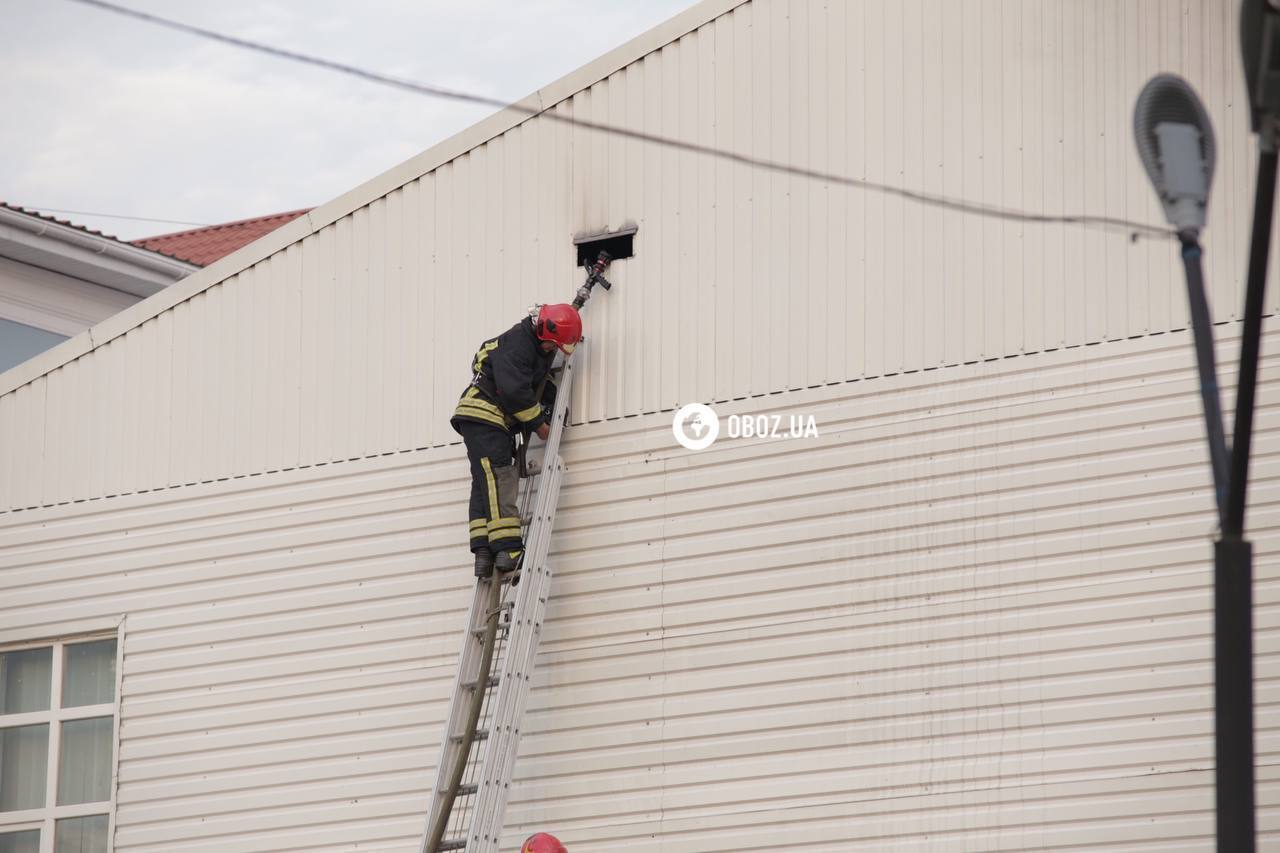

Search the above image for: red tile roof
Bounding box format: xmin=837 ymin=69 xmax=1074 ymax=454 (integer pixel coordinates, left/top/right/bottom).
xmin=132 ymin=209 xmax=311 ymax=267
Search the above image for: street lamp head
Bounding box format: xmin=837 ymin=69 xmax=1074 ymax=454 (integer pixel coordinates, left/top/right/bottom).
xmin=1133 ymin=74 xmax=1216 ymax=237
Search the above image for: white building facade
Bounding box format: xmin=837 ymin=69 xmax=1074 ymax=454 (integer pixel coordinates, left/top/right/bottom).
xmin=0 ymin=205 xmax=196 ymax=376
xmin=1 ymin=0 xmax=1278 ymax=850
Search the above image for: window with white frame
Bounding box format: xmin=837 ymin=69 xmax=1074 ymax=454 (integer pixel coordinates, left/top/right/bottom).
xmin=0 ymin=636 xmax=119 ymax=853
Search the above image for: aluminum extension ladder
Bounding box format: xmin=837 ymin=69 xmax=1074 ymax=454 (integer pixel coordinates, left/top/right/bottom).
xmin=418 ymin=351 xmax=577 ymax=853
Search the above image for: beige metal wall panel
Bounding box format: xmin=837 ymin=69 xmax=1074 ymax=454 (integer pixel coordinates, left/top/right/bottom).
xmin=5 ymin=0 xmax=1279 ymax=510
xmin=1 ymin=321 xmax=1278 ymax=850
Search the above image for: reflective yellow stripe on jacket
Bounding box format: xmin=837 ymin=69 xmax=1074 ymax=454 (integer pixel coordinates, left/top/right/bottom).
xmin=453 ymin=386 xmax=510 ymax=429
xmin=472 ymin=340 xmax=498 ymax=374
xmin=512 ymin=401 xmax=543 ymax=423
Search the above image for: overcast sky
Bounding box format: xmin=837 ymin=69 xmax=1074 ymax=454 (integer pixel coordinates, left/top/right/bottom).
xmin=2 ymin=0 xmax=700 ymax=240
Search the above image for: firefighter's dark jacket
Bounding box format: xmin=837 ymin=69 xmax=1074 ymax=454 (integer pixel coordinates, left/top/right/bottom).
xmin=451 ymin=317 xmax=557 ymax=434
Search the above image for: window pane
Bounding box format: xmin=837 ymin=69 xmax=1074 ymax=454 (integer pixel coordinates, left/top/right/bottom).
xmin=0 ymin=724 xmax=48 ymax=811
xmin=62 ymin=641 xmax=116 ymax=709
xmin=0 ymin=830 xmax=39 ymax=853
xmin=0 ymin=317 xmax=67 ymax=374
xmin=54 ymin=816 xmax=107 ymax=853
xmin=56 ymin=717 xmax=111 ymax=806
xmin=0 ymin=648 xmax=51 ymax=715
xmin=55 ymin=712 xmax=112 ymax=809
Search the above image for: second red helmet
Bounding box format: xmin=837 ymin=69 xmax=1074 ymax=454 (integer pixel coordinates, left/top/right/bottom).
xmin=535 ymin=304 xmax=582 ymax=354
xmin=521 ymin=832 xmax=567 ymax=853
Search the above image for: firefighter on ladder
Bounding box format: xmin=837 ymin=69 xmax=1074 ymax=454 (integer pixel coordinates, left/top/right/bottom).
xmin=451 ymin=303 xmax=582 ymax=579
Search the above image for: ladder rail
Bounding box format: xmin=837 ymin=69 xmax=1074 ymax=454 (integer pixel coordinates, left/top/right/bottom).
xmin=470 ymin=459 xmax=563 ymax=852
xmin=420 ymin=411 xmax=550 ymax=851
xmin=421 ymin=353 xmax=578 ymax=853
xmin=424 ymin=575 xmax=502 ymax=853
xmin=469 ymin=357 xmax=576 ymax=852
xmin=420 ymin=582 xmax=493 ymax=852
xmin=538 ymin=356 xmax=575 ymax=473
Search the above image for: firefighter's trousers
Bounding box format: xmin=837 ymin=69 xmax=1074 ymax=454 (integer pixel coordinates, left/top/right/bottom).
xmin=456 ymin=420 xmax=523 ymax=557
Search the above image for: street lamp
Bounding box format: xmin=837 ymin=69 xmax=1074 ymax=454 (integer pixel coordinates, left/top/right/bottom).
xmin=1133 ymin=0 xmax=1280 ymax=838
xmin=1133 ymin=76 xmax=1227 ymax=514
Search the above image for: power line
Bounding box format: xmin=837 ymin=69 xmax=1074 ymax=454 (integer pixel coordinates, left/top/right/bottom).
xmin=21 ymin=206 xmax=212 ymax=227
xmin=66 ymin=0 xmax=1176 ymax=241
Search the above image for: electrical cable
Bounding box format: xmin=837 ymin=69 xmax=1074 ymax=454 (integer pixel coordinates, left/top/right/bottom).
xmin=15 ymin=206 xmax=212 ymax=227
xmin=64 ymin=0 xmax=1175 ymax=241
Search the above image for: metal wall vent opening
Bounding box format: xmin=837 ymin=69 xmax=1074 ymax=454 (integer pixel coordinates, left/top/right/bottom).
xmin=573 ymin=224 xmax=636 ymax=267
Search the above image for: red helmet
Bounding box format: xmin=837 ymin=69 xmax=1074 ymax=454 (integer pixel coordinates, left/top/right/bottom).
xmin=521 ymin=832 xmax=567 ymax=853
xmin=535 ymin=304 xmax=582 ymax=354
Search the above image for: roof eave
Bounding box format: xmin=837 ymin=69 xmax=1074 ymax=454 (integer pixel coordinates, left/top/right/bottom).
xmin=0 ymin=206 xmax=199 ymax=298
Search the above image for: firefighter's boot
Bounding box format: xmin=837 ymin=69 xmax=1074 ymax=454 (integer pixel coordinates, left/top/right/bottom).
xmin=473 ymin=548 xmax=494 ymax=579
xmin=494 ymin=550 xmax=521 ymax=575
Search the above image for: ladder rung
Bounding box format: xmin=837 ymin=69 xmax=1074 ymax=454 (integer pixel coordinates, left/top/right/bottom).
xmin=438 ymin=839 xmax=467 ymax=851
xmin=463 ymin=675 xmax=499 ymax=691
xmin=451 ymin=728 xmax=488 ymax=744
xmin=471 ymin=601 xmax=514 ymax=635
xmin=457 ymin=783 xmax=478 ymax=796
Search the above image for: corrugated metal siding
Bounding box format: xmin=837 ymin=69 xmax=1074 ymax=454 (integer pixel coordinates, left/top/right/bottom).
xmin=2 ymin=0 xmax=1277 ymax=511
xmin=1 ymin=323 xmax=1278 ymax=850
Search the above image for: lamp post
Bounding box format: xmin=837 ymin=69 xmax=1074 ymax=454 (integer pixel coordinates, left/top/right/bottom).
xmin=1134 ymin=5 xmax=1279 ymax=838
